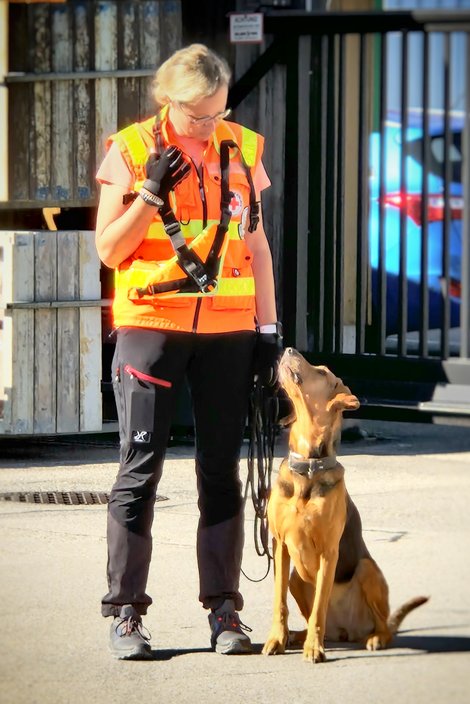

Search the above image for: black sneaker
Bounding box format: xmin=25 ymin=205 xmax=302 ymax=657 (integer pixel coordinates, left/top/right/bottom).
xmin=208 ymin=600 xmax=253 ymax=655
xmin=109 ymin=604 xmax=152 ymax=660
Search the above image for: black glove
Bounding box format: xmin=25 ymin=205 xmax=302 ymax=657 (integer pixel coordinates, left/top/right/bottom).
xmin=143 ymin=146 xmax=191 ymax=201
xmin=254 ymin=330 xmax=283 ymax=387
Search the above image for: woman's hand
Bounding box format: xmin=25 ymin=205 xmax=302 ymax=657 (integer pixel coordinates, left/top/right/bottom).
xmin=143 ymin=147 xmax=191 ymax=200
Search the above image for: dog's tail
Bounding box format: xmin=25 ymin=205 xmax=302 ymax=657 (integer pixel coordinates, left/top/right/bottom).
xmin=387 ymin=596 xmax=430 ymax=634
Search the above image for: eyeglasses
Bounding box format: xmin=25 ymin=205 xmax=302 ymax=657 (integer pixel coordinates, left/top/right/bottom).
xmin=174 ymin=102 xmax=231 ymax=126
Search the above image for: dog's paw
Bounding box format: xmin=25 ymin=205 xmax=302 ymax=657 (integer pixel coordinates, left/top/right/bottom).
xmin=262 ymin=632 xmax=287 ymax=655
xmin=303 ymin=642 xmax=327 ymax=663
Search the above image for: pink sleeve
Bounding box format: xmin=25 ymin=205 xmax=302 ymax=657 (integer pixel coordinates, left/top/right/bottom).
xmin=252 ymin=159 xmax=271 ymax=199
xmin=96 ymin=142 xmax=135 ymax=189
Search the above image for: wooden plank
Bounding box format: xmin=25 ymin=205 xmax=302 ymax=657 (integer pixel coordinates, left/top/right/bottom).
xmin=79 ymin=231 xmax=102 ymax=431
xmin=118 ymin=1 xmax=140 ymax=128
xmin=79 ymin=306 xmax=102 ymax=431
xmin=7 ymin=2 xmax=30 ymax=201
xmin=32 ymin=3 xmax=52 ymax=201
xmin=74 ymin=0 xmax=93 ymax=201
xmin=6 ymin=300 xmax=110 ymax=310
xmin=56 ymin=231 xmax=79 ymax=433
xmin=160 ymin=1 xmax=182 ymax=60
xmin=33 ymin=232 xmax=57 ymax=433
xmin=139 ymin=0 xmax=161 ymax=117
xmin=8 ymin=84 xmax=31 ymax=201
xmin=0 ymin=232 xmax=35 ymax=434
xmin=8 ymin=3 xmax=29 ymax=74
xmin=95 ymin=1 xmax=118 ymax=166
xmin=0 ymin=1 xmax=8 ymax=202
xmin=51 ymin=1 xmax=73 ymax=201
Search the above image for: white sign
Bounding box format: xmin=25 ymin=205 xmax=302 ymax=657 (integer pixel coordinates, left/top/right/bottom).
xmin=229 ymin=13 xmax=264 ymax=44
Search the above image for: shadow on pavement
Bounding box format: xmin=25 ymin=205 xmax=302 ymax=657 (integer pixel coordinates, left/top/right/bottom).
xmin=150 ymin=647 xmax=213 ymax=660
xmin=144 ymin=632 xmax=470 ymax=662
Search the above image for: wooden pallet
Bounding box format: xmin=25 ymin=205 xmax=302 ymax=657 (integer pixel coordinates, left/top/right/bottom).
xmin=0 ymin=230 xmax=103 ymax=435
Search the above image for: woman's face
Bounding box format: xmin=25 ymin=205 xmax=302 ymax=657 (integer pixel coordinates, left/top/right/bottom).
xmin=168 ymin=85 xmax=230 ymax=141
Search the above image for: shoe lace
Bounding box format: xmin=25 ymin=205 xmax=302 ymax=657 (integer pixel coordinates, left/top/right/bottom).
xmin=215 ymin=611 xmax=253 ymax=634
xmin=115 ymin=615 xmax=151 ymax=642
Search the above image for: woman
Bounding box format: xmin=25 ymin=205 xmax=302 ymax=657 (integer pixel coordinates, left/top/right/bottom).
xmin=95 ymin=43 xmax=281 ymax=659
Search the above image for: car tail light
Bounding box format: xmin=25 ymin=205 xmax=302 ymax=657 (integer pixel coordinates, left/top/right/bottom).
xmin=449 ymin=279 xmax=461 ymax=299
xmin=380 ymin=192 xmax=464 ymax=225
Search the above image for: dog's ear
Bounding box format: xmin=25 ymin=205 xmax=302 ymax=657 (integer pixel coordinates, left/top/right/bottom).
xmin=327 ymin=392 xmax=360 ymax=413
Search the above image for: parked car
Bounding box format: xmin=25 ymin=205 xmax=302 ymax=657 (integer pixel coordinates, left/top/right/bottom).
xmin=368 ymin=111 xmax=463 ymax=339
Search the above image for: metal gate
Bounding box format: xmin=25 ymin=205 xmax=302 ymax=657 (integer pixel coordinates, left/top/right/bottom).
xmin=230 ymin=9 xmax=470 ymax=422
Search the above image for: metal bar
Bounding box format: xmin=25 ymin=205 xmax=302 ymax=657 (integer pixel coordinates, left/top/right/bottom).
xmin=378 ymin=31 xmax=388 ymax=355
xmin=282 ymin=38 xmax=300 ymax=347
xmin=419 ymin=31 xmax=430 ymax=358
xmin=441 ymin=32 xmax=452 ymax=359
xmin=355 ymin=33 xmax=368 ymax=355
xmin=262 ymin=11 xmax=470 ymax=36
xmin=296 ymin=35 xmax=311 ymax=351
xmin=307 ymin=35 xmax=323 ymax=354
xmin=324 ymin=34 xmax=336 ymax=354
xmin=398 ymin=30 xmax=409 ymax=356
xmin=319 ymin=35 xmax=328 ymax=353
xmin=4 ymin=68 xmax=156 ymax=83
xmin=335 ymin=33 xmax=345 ymax=354
xmin=461 ymin=32 xmax=470 ymax=359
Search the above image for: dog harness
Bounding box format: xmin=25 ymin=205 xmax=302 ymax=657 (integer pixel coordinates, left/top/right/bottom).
xmin=107 ymin=108 xmax=265 ymax=333
xmin=133 ymin=135 xmax=259 ymax=298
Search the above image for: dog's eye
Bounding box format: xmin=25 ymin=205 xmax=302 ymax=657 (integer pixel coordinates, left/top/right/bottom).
xmin=316 ymin=368 xmax=327 ymax=377
xmin=293 ymin=372 xmax=302 ymax=385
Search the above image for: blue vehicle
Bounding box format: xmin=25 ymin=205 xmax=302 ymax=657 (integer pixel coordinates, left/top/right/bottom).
xmin=368 ymin=111 xmax=463 ymax=338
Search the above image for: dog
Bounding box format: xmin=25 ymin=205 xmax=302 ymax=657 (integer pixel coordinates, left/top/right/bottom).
xmin=262 ymin=348 xmax=428 ymax=663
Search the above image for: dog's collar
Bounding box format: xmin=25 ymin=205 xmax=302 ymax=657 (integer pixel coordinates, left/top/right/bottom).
xmin=288 ymin=451 xmax=337 ymax=478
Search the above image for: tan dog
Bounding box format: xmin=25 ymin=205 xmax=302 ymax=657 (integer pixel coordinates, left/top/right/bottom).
xmin=262 ymin=348 xmax=428 ymax=663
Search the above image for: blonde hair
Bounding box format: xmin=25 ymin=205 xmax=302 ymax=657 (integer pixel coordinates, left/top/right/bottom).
xmin=153 ymin=44 xmax=231 ymax=106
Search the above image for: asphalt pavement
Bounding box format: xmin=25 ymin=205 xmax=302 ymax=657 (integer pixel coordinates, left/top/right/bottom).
xmin=0 ymin=419 xmax=469 ymax=704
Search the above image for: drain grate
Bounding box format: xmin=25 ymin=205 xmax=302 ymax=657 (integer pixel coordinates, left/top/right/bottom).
xmin=0 ymin=491 xmax=168 ymax=506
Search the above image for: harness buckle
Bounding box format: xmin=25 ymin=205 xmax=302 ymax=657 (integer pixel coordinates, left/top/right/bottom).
xmin=163 ymin=220 xmax=182 ymax=237
xmin=186 ymin=261 xmax=216 ymax=293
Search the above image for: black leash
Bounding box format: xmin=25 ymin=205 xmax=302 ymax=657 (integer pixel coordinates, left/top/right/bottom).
xmin=242 ymin=379 xmax=278 ymax=582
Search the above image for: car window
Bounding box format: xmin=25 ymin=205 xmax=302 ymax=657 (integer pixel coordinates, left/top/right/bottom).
xmin=407 ymin=132 xmax=461 ymax=183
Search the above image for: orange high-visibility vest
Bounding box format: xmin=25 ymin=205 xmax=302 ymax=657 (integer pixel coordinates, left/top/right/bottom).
xmin=108 ymin=107 xmax=265 ymax=333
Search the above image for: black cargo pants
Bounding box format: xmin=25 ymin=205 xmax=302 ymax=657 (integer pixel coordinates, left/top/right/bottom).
xmin=101 ymin=326 xmax=256 ymax=617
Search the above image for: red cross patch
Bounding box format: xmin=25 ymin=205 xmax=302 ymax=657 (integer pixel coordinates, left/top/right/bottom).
xmin=229 ymin=191 xmax=243 ymax=216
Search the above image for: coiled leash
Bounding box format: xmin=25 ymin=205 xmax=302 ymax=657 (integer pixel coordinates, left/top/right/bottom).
xmin=242 ymin=378 xmax=279 ymax=582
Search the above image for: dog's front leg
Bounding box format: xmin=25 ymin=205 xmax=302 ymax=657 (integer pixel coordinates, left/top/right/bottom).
xmin=262 ymin=537 xmax=290 ymax=655
xmin=303 ymin=551 xmax=337 ymax=663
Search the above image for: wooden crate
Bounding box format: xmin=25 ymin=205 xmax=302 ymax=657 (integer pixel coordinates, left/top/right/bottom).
xmin=0 ymin=230 xmax=103 ymax=435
